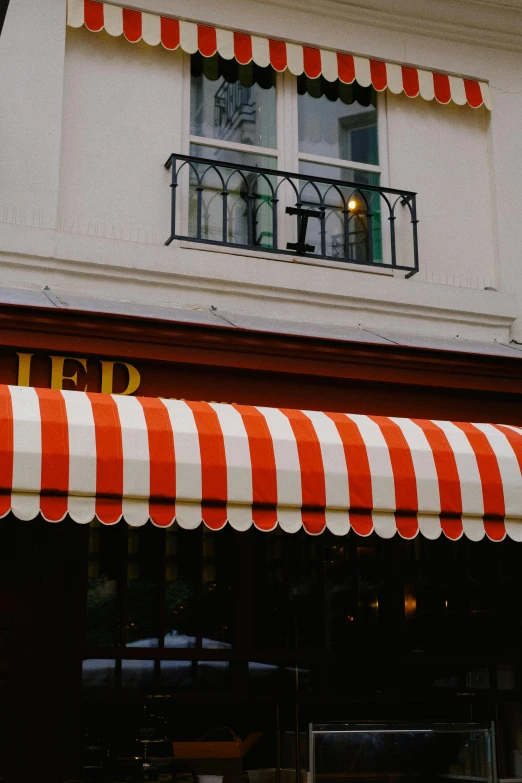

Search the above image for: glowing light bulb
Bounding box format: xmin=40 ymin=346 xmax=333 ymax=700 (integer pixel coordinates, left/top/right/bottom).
xmin=348 ymin=199 xmax=357 ymax=210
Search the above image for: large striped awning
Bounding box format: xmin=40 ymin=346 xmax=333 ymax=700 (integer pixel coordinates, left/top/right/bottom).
xmin=66 ymin=0 xmax=491 ymax=110
xmin=1 ymin=385 xmax=522 ymax=542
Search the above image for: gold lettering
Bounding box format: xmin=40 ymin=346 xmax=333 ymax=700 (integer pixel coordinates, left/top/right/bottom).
xmin=50 ymin=355 xmax=88 ymax=391
xmin=16 ymin=352 xmax=33 ymax=386
xmin=100 ymin=360 xmax=141 ymax=395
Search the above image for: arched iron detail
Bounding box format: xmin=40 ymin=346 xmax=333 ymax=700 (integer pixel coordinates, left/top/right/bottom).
xmin=164 ymin=153 xmax=419 ymax=275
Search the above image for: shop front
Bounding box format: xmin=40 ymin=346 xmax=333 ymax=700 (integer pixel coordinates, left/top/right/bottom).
xmin=1 ymin=301 xmax=522 ymax=783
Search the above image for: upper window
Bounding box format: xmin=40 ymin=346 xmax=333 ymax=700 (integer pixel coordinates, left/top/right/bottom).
xmin=181 ymin=53 xmax=395 ymax=267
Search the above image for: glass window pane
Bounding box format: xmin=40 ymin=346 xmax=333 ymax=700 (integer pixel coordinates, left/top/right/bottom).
xmin=196 ymin=661 xmax=230 ymax=690
xmin=248 ymin=661 xmax=311 ymax=693
xmin=298 ymin=75 xmax=378 ymax=165
xmin=82 ymin=658 xmax=116 ymax=689
xmin=191 ymin=53 xmax=277 ymax=149
xmin=201 ymin=528 xmax=235 ymax=649
xmin=252 ymin=529 xmax=324 ymax=650
xmin=126 ymin=525 xmax=163 ymax=648
xmin=298 ymin=160 xmax=382 ymax=263
xmin=86 ymin=522 xmax=122 ymax=646
xmin=164 ymin=526 xmax=198 ymax=648
xmin=312 ymin=726 xmax=494 ymax=783
xmin=188 ymin=143 xmax=277 ymax=248
xmin=121 ymin=659 xmax=155 ymax=690
xmin=159 ymin=660 xmax=193 ymax=691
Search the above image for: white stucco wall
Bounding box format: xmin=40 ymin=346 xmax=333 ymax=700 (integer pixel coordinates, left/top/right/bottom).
xmin=0 ymin=0 xmax=66 ymax=229
xmin=1 ymin=0 xmax=521 ymax=342
xmin=385 ymin=94 xmax=493 ymax=289
xmin=58 ymin=28 xmax=183 ymax=244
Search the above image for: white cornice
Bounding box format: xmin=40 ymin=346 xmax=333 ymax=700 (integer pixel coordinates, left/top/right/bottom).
xmin=105 ymin=0 xmax=522 ymax=54
xmin=257 ymin=0 xmax=522 ymax=53
xmin=0 ymin=223 xmax=516 ymax=344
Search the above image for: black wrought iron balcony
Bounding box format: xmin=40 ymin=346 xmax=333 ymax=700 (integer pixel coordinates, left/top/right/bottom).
xmin=165 ymin=153 xmax=419 ymax=276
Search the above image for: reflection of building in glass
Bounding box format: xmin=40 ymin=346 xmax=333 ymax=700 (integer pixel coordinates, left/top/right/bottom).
xmin=214 ymin=81 xmax=256 ymax=144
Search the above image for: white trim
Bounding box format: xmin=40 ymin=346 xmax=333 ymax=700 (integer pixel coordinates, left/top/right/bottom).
xmin=188 ymin=136 xmax=279 ymax=159
xmin=179 ymin=239 xmax=394 ymax=275
xmin=298 ymin=152 xmax=382 ymax=175
xmin=278 ymin=69 xmax=299 ymax=248
xmin=376 ymin=91 xmax=392 ymax=267
xmin=178 ymin=52 xmax=193 ymax=237
xmin=0 ymin=225 xmax=514 ymax=338
xmin=181 ymin=53 xmax=192 ymax=156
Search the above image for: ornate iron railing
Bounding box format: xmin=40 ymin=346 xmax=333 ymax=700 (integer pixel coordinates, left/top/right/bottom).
xmin=165 ymin=153 xmax=419 ymax=276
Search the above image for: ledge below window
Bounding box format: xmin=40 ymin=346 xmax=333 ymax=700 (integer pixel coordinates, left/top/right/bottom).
xmin=178 ymin=239 xmax=395 ymax=277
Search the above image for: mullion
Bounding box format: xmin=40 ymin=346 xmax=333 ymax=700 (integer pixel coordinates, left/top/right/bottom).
xmin=196 ymin=526 xmax=203 ymax=649
xmin=157 ymin=527 xmax=167 ymax=650
xmin=119 ymin=523 xmax=129 ymax=649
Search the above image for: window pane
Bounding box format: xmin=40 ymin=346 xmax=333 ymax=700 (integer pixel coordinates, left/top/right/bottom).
xmin=126 ymin=525 xmax=162 ymax=648
xmin=191 ymin=53 xmax=277 ymax=149
xmin=164 ymin=526 xmax=198 ymax=648
xmin=252 ymin=529 xmax=324 ymax=650
xmin=159 ymin=660 xmax=193 ymax=691
xmin=188 ymin=143 xmax=277 ymax=248
xmin=201 ymin=528 xmax=235 ymax=649
xmin=86 ymin=522 xmax=121 ymax=646
xmin=82 ymin=658 xmax=116 ymax=689
xmin=298 ymin=75 xmax=378 ymax=165
xmin=121 ymin=659 xmax=155 ymax=690
xmin=298 ymin=160 xmax=382 ymax=263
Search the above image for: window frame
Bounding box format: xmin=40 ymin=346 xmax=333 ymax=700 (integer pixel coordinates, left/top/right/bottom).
xmin=181 ymin=52 xmax=391 ymax=265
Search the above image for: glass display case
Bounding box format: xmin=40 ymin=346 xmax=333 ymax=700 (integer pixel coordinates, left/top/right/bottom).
xmin=309 ymin=724 xmax=496 ymax=783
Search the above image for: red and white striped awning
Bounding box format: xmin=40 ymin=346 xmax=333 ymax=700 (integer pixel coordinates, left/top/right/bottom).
xmin=1 ymin=385 xmax=522 ymax=541
xmin=66 ymin=0 xmax=491 ymax=110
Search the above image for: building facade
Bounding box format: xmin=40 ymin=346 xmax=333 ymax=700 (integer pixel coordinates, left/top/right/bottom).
xmin=1 ymin=0 xmax=522 ymax=781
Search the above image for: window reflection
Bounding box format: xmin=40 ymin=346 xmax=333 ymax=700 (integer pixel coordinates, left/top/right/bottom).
xmin=298 ymin=76 xmax=378 ymax=165
xmin=298 ymin=160 xmax=382 ymax=263
xmin=164 ymin=526 xmax=197 ymax=648
xmin=86 ymin=521 xmax=120 ymax=646
xmin=159 ymin=660 xmax=193 ymax=691
xmin=201 ymin=528 xmax=235 ymax=648
xmin=191 ymin=53 xmax=277 ymax=149
xmin=121 ymin=659 xmax=155 ymax=690
xmin=188 ymin=143 xmax=276 ymax=248
xmin=126 ymin=526 xmax=162 ymax=647
xmin=82 ymin=658 xmax=116 ymax=689
xmin=312 ymin=725 xmax=494 ymax=783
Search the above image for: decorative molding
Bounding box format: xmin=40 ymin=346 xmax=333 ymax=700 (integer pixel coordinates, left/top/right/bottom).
xmin=0 ymin=242 xmax=515 ymax=341
xmin=254 ymin=0 xmax=522 ymax=54
xmin=1 ymin=302 xmax=522 ymax=395
xmin=93 ymin=0 xmax=522 ymax=58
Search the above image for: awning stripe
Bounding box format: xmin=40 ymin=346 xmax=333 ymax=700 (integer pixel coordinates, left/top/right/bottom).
xmin=138 ymin=397 xmax=176 ymax=527
xmin=161 ymin=17 xmax=180 ymax=51
xmin=282 ymin=408 xmax=327 ymax=535
xmin=2 ymin=384 xmax=522 ymax=540
xmin=88 ymin=392 xmax=123 ymax=524
xmin=36 ymin=388 xmax=70 ymax=523
xmin=453 ymin=422 xmax=505 ymax=518
xmin=0 ymin=386 xmax=14 ymax=518
xmin=234 ymin=405 xmax=278 ymax=530
xmin=66 ymin=0 xmax=491 ymax=110
xmin=184 ymin=401 xmax=228 ymax=530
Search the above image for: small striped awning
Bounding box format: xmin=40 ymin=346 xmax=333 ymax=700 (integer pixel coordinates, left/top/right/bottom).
xmin=66 ymin=0 xmax=491 ymax=110
xmin=1 ymin=385 xmax=522 ymax=541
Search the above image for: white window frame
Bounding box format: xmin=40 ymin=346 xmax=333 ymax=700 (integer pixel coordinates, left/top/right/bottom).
xmin=181 ymin=52 xmax=390 ymax=264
